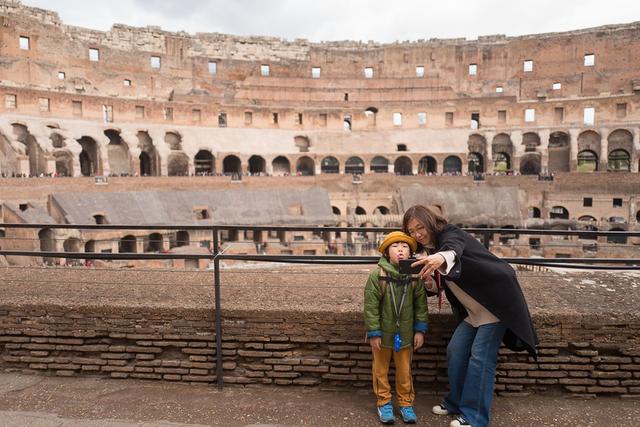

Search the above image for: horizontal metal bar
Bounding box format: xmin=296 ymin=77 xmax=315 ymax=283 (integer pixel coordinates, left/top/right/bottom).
xmin=2 ymin=250 xmax=639 ymax=267
xmin=0 ymin=223 xmax=638 ymax=236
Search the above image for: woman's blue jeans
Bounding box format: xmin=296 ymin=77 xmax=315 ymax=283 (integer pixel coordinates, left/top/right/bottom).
xmin=443 ymin=320 xmax=506 ymax=427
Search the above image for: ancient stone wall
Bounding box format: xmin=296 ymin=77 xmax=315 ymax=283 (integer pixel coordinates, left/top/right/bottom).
xmin=0 ymin=304 xmax=639 ymax=396
xmin=1 ymin=2 xmax=639 ymax=178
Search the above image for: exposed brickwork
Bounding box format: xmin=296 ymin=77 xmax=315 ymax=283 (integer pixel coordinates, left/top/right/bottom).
xmin=1 ymin=305 xmax=638 ymax=397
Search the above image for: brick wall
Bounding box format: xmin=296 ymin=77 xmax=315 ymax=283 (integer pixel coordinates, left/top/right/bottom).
xmin=1 ymin=305 xmax=638 ymax=397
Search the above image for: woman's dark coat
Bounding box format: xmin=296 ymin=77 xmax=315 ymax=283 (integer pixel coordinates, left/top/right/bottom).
xmin=436 ymin=224 xmax=538 ymax=357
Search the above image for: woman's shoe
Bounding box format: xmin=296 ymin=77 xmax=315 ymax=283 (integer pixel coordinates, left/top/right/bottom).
xmin=450 ymin=415 xmax=471 ymax=427
xmin=432 ymin=403 xmax=450 ymax=415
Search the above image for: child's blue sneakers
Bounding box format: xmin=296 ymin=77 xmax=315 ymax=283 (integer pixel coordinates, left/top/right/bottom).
xmin=399 ymin=406 xmax=417 ymax=424
xmin=377 ymin=402 xmax=395 ymax=424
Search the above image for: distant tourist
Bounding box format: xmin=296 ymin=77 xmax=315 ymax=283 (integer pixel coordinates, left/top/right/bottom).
xmin=363 ymin=231 xmax=428 ymax=424
xmin=403 ymin=205 xmax=537 ymax=427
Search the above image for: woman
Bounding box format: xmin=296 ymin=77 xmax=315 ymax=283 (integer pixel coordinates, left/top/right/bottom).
xmin=403 ymin=205 xmax=537 ymax=427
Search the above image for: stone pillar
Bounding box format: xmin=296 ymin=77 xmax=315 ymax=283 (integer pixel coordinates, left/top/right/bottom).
xmin=568 ymin=128 xmax=581 ymax=171
xmin=599 ymin=127 xmax=609 ymax=172
xmin=45 ymin=156 xmax=56 ymax=176
xmin=538 ymin=129 xmax=551 ymax=174
xmin=136 ymin=237 xmax=145 ymax=254
xmin=511 ymin=130 xmax=523 ymax=173
xmin=485 ymin=132 xmax=495 ymax=174
xmin=632 ymin=130 xmax=640 ymax=173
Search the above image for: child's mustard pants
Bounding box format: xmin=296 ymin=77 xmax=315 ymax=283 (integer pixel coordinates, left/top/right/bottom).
xmin=371 ymin=345 xmax=414 ymax=407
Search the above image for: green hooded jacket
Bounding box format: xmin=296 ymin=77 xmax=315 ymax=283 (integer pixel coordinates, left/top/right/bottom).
xmin=363 ymin=257 xmax=429 ymax=349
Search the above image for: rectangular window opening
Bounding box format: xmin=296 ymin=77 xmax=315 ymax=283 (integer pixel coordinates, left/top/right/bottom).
xmin=364 ymin=67 xmax=374 ymax=78
xmin=39 ymin=97 xmax=50 ymax=112
xmin=272 ymin=112 xmax=279 ymax=124
xmin=244 ymin=111 xmax=253 ymax=125
xmin=554 ymin=107 xmax=564 ymax=124
xmin=445 ymin=112 xmax=454 ymax=126
xmin=523 ymin=60 xmax=533 ymax=72
xmin=150 ymin=56 xmax=161 ymax=69
xmin=393 ymin=112 xmax=402 ymax=126
xmin=584 ymin=54 xmax=595 ymax=67
xmin=89 ymin=48 xmax=100 ymax=62
xmin=583 ymin=197 xmax=593 ymax=207
xmin=498 ymin=110 xmax=507 ymax=124
xmin=470 ymin=112 xmax=480 ymax=129
xmin=192 ymin=109 xmax=201 ymax=123
xmin=19 ymin=36 xmax=30 ymax=50
xmin=495 ymin=86 xmax=503 ymax=93
xmin=164 ymin=107 xmax=173 ymax=121
xmin=524 ymin=108 xmax=535 ymax=122
xmin=415 ymin=66 xmax=425 ymax=77
xmin=417 ymin=112 xmax=427 ymax=126
xmin=218 ymin=112 xmax=227 ymax=127
xmin=311 ymin=67 xmax=321 ymax=78
xmin=260 ymin=64 xmax=270 ymax=76
xmin=102 ymin=105 xmax=113 ymax=123
xmin=135 ymin=105 xmax=145 ymax=119
xmin=468 ymin=64 xmax=477 ymax=76
xmin=72 ymin=100 xmax=82 ymax=117
xmin=583 ymin=107 xmax=595 ymax=125
xmin=208 ymin=61 xmax=217 ymax=75
xmin=616 ymin=103 xmax=627 ymax=119
xmin=613 ymin=198 xmax=622 ymax=208
xmin=552 ymin=82 xmax=562 ymax=90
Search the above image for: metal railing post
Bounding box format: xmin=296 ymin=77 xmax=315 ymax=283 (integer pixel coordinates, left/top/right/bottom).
xmin=483 ymin=231 xmax=492 ymax=249
xmin=212 ymin=226 xmax=224 ymax=390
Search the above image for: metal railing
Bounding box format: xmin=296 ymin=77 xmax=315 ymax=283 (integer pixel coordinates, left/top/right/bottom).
xmin=1 ymin=223 xmax=640 ymax=389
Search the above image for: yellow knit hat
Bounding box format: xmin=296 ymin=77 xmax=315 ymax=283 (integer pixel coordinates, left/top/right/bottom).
xmin=378 ymin=231 xmax=417 ymax=254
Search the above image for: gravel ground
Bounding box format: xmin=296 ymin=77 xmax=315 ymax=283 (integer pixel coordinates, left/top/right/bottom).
xmin=0 ymin=372 xmax=638 ymax=427
xmin=1 ymin=265 xmax=639 ymax=320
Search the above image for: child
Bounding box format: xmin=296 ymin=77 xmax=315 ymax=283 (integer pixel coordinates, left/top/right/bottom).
xmin=364 ymin=231 xmax=428 ymax=424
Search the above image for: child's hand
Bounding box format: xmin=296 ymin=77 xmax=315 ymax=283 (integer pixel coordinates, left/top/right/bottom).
xmin=369 ymin=337 xmax=381 ymax=351
xmin=413 ymin=332 xmax=424 ymax=350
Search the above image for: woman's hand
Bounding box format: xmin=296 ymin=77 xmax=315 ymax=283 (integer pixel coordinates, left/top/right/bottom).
xmin=411 ymin=254 xmax=446 ymax=282
xmin=369 ymin=337 xmax=381 ymax=351
xmin=413 ymin=332 xmax=424 ymax=350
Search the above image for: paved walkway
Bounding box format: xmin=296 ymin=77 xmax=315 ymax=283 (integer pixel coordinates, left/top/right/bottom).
xmin=0 ymin=373 xmax=638 ymax=426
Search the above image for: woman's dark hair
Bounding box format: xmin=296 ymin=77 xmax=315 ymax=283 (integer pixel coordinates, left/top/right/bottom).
xmin=402 ymin=205 xmax=448 ymax=248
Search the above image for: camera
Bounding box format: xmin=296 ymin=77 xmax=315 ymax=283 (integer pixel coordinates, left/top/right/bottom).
xmin=399 ymin=258 xmax=422 ymax=275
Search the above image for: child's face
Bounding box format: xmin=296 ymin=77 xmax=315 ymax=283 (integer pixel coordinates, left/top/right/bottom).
xmin=388 ymin=242 xmax=411 ymax=265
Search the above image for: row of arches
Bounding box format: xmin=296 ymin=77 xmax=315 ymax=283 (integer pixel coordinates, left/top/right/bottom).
xmin=5 ymin=124 xmax=638 ymax=177
xmin=38 ymin=229 xmax=192 ymax=255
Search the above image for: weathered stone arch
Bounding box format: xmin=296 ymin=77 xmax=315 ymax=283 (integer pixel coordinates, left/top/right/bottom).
xmin=0 ymin=132 xmax=19 ymax=175
xmin=77 ymin=136 xmax=101 ymax=176
xmin=418 ymin=156 xmax=437 ymax=174
xmin=577 ymin=130 xmax=601 ymax=157
xmin=12 ymin=123 xmax=46 ymax=176
xmin=548 ymin=131 xmax=570 ymax=173
xmin=164 ymin=131 xmax=182 ymax=150
xmin=467 ymin=133 xmax=487 ymax=155
xmin=137 ymin=131 xmax=160 ymax=176
xmin=272 ymin=156 xmax=291 ymax=176
xmin=394 ymin=156 xmax=412 ymax=175
xmin=492 ymin=133 xmax=513 ymax=158
xmin=345 ymin=156 xmax=364 ymax=174
xmin=607 ymin=129 xmax=633 ymax=170
xmin=248 ymin=155 xmax=266 ymax=174
xmin=223 ymin=155 xmax=241 ymax=174
xmin=119 ymin=235 xmax=137 ymax=253
xmin=522 ymin=132 xmax=541 ymax=152
xmin=443 ymin=155 xmax=462 ymax=173
xmin=104 ymin=129 xmax=131 ymax=176
xmin=370 ymin=156 xmax=389 ymax=173
xmin=321 ymin=156 xmax=339 ymax=174
xmin=167 ymin=152 xmax=189 ymax=176
xmin=294 ymin=135 xmax=310 ymax=153
xmin=577 ymin=150 xmax=598 ymax=172
xmin=53 ymin=150 xmax=73 ymax=177
xmin=520 ymin=153 xmax=541 ymax=175
xmin=195 ymin=150 xmax=215 ymax=174
xmin=296 ymin=156 xmax=315 ymax=176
